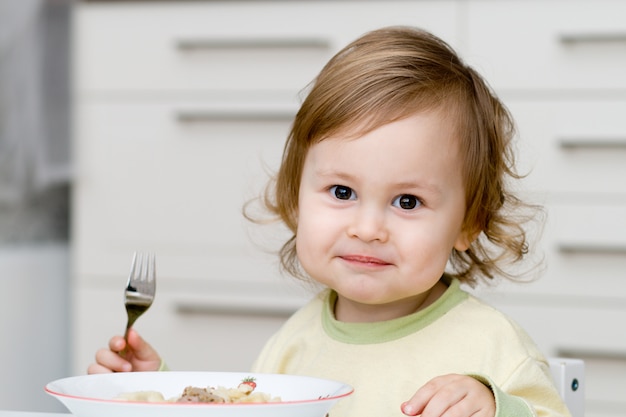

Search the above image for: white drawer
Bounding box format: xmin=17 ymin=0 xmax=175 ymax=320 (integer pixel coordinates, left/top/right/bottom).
xmin=485 ymin=303 xmax=626 ymax=366
xmin=547 ymin=204 xmax=626 ymax=256
xmin=73 ymin=99 xmax=293 ymax=281
xmin=74 ymin=1 xmax=460 ymax=93
xmin=465 ymin=0 xmax=626 ymax=92
xmin=477 ymin=202 xmax=626 ymax=300
xmin=72 ymin=282 xmax=308 ymax=375
xmin=542 ymin=203 xmax=626 ymax=298
xmin=508 ymin=100 xmax=626 ymax=195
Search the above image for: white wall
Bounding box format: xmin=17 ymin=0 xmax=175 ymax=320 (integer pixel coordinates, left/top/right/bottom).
xmin=0 ymin=244 xmax=70 ymax=412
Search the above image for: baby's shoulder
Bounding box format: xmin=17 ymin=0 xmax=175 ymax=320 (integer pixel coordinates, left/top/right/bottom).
xmin=456 ymin=292 xmax=542 ymax=350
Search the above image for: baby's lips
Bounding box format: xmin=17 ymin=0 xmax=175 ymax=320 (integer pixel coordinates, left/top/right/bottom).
xmin=342 ymin=254 xmax=391 ymax=265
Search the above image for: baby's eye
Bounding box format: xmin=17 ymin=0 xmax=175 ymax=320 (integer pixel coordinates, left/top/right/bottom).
xmin=392 ymin=194 xmax=422 ymax=210
xmin=330 ymin=185 xmax=356 ymax=201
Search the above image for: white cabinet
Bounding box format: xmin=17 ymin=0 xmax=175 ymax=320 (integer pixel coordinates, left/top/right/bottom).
xmin=510 ymin=100 xmax=626 ymax=195
xmin=464 ymin=0 xmax=626 ymax=92
xmin=72 ymin=2 xmax=626 ymax=416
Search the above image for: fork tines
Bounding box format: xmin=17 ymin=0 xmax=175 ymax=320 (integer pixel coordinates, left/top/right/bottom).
xmin=125 ymin=252 xmax=156 ymax=299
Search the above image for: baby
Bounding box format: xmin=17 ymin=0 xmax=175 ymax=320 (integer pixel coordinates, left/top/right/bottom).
xmin=90 ymin=26 xmax=571 ymax=417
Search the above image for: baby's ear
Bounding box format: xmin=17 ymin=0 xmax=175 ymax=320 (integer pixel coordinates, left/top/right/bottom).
xmin=453 ymin=226 xmax=480 ymax=252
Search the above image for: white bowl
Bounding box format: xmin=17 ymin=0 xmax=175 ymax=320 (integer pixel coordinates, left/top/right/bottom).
xmin=45 ymin=371 xmax=353 ymax=417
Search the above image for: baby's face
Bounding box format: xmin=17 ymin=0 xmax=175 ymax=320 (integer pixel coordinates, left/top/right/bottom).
xmin=295 ymin=110 xmax=471 ymax=322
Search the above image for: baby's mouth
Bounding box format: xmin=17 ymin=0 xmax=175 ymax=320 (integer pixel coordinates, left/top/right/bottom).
xmin=340 ymin=254 xmax=391 ymax=266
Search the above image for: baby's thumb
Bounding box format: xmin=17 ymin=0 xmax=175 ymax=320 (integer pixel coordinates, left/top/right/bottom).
xmin=126 ymin=328 xmax=158 ymax=361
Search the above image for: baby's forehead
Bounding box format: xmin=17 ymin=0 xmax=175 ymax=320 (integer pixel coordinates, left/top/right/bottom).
xmin=317 ymin=107 xmax=461 ymax=142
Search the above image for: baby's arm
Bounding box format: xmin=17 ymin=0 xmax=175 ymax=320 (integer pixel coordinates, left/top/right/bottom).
xmin=401 ymin=374 xmax=495 ymax=417
xmin=87 ymin=328 xmax=162 ymax=374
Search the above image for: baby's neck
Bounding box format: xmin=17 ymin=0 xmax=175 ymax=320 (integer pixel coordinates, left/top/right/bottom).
xmin=333 ymin=280 xmax=448 ymax=323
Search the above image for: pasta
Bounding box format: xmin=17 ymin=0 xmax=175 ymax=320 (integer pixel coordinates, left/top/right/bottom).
xmin=116 ymin=377 xmax=281 ymax=404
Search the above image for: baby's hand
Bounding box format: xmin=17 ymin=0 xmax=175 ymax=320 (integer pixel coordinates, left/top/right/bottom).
xmin=401 ymin=374 xmax=495 ymax=417
xmin=87 ymin=328 xmax=161 ymax=374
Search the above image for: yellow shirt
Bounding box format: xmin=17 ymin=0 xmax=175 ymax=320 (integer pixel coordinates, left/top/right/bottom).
xmin=252 ymin=279 xmax=571 ymax=417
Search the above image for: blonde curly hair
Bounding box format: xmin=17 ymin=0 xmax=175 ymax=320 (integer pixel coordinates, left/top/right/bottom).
xmin=250 ymin=26 xmax=541 ymax=287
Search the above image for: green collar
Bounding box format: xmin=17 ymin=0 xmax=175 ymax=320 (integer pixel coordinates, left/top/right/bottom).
xmin=321 ymin=279 xmax=468 ymax=344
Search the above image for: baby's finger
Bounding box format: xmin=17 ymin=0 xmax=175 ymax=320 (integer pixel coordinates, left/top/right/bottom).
xmin=95 ymin=348 xmax=132 ymax=372
xmin=126 ymin=328 xmax=160 ymax=364
xmin=401 ymin=379 xmax=439 ymax=415
xmin=86 ymin=363 xmax=113 ymax=374
xmin=126 ymin=329 xmax=148 ymax=356
xmin=107 ymin=335 xmax=127 ymax=353
xmin=401 ymin=374 xmax=464 ymax=416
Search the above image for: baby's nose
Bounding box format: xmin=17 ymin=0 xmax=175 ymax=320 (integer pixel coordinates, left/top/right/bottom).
xmin=347 ymin=206 xmax=389 ymax=243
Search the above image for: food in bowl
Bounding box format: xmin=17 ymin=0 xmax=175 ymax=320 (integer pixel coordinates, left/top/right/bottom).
xmin=117 ymin=377 xmax=281 ymax=403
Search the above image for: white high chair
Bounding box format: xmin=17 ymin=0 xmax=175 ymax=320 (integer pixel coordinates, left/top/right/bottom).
xmin=548 ymin=357 xmax=585 ymax=417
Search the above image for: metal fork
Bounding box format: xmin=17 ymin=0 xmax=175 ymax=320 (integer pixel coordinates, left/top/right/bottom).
xmin=123 ymin=252 xmax=156 ymax=342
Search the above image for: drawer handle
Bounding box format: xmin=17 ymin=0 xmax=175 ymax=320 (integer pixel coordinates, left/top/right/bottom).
xmin=558 ymin=243 xmax=626 ymax=255
xmin=174 ymin=300 xmax=299 ymax=317
xmin=559 ymin=32 xmax=626 ymax=45
xmin=558 ymin=137 xmax=626 ymax=150
xmin=175 ymin=109 xmax=295 ymax=122
xmin=557 ymin=348 xmax=626 ymax=362
xmin=175 ymin=37 xmax=331 ymax=51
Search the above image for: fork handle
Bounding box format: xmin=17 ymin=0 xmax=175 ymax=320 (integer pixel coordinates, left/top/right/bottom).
xmin=120 ymin=322 xmax=134 ymax=358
